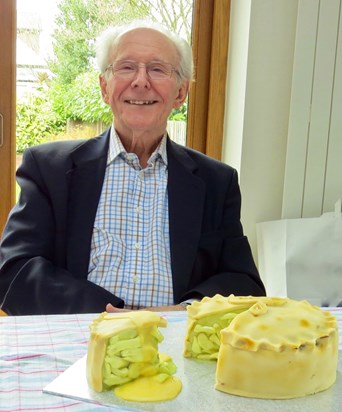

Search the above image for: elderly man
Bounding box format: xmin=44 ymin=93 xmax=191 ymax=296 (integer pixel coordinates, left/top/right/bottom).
xmin=0 ymin=21 xmax=265 ymax=315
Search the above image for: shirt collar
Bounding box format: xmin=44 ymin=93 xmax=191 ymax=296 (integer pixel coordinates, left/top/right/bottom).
xmin=108 ymin=125 xmax=168 ymax=166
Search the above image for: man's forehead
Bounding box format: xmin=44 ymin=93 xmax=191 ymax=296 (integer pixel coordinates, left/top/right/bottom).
xmin=112 ymin=28 xmax=178 ymax=60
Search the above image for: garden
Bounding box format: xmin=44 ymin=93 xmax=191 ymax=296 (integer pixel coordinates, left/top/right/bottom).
xmin=16 ymin=0 xmax=191 ymax=154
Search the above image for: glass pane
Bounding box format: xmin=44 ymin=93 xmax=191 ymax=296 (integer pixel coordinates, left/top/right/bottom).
xmin=16 ymin=0 xmax=194 ymax=174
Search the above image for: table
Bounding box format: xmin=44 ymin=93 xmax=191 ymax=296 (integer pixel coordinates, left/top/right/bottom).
xmin=0 ymin=309 xmax=341 ymax=412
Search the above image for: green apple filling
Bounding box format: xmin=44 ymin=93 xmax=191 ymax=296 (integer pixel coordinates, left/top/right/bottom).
xmin=188 ymin=312 xmax=241 ymax=360
xmin=102 ymin=325 xmax=176 ymax=388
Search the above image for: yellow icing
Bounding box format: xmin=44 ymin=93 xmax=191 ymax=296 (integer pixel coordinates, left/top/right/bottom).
xmin=184 ymin=294 xmax=339 ymax=399
xmin=86 ymin=297 xmax=339 ymax=402
xmin=86 ymin=311 xmax=177 ymax=394
xmin=222 ymin=298 xmax=337 ymax=351
xmin=114 ymin=374 xmax=182 ymax=402
xmin=215 ymin=333 xmax=338 ymax=399
xmin=187 ymin=295 xmax=339 ymax=399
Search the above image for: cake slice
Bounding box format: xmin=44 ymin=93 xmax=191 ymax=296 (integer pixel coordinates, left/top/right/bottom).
xmin=86 ymin=310 xmax=180 ymax=399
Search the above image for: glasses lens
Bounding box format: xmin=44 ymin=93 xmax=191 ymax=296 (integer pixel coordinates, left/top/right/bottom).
xmin=147 ymin=62 xmax=172 ymax=79
xmin=111 ymin=60 xmax=174 ymax=79
xmin=112 ymin=61 xmax=137 ymax=78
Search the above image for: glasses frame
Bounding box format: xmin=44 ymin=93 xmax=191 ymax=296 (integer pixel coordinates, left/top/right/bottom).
xmin=104 ymin=60 xmax=180 ymax=81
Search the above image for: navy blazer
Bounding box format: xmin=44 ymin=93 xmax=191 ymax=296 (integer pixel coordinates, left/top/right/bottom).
xmin=0 ymin=129 xmax=265 ymax=314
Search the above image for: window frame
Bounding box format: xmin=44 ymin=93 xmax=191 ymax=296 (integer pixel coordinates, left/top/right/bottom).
xmin=0 ymin=0 xmax=231 ymax=232
xmin=0 ymin=0 xmax=16 ymax=233
xmin=188 ymin=0 xmax=230 ymax=159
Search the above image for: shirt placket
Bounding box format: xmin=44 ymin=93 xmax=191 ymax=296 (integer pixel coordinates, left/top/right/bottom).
xmin=125 ymin=157 xmax=146 ymax=307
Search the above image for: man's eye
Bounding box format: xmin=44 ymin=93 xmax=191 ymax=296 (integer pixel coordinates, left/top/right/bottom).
xmin=117 ymin=63 xmax=136 ymax=71
xmin=150 ymin=64 xmax=166 ymax=73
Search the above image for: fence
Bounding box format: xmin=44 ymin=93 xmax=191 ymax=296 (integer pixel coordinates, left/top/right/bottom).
xmin=167 ymin=120 xmax=187 ymax=146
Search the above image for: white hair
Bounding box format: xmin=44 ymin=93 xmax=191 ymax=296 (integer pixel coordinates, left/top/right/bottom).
xmin=95 ymin=20 xmax=194 ymax=82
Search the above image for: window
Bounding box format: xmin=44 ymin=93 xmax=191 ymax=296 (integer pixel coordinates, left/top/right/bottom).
xmin=0 ymin=0 xmax=230 ymax=232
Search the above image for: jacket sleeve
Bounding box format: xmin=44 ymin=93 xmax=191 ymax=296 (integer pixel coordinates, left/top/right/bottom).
xmin=0 ymin=145 xmax=124 ymax=315
xmin=179 ymin=167 xmax=266 ymax=301
xmin=0 ymin=256 xmax=124 ymax=315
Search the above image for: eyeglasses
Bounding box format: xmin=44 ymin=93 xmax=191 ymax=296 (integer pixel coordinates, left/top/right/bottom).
xmin=104 ymin=60 xmax=179 ymax=80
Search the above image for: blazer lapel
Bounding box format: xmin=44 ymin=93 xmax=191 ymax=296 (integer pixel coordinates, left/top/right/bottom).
xmin=167 ymin=139 xmax=206 ymax=301
xmin=65 ymin=130 xmax=110 ymax=277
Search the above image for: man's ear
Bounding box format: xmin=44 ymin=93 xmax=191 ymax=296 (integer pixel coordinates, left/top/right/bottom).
xmin=173 ymin=80 xmax=190 ymax=109
xmin=99 ymin=74 xmax=109 ymax=104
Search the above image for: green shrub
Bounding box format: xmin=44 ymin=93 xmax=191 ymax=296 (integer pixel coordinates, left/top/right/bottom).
xmin=51 ymin=69 xmax=113 ymax=125
xmin=16 ymin=89 xmax=66 ymax=153
xmin=169 ymin=100 xmax=188 ymax=121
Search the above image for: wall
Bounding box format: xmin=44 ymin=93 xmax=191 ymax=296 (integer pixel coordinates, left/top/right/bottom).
xmin=282 ymin=0 xmax=342 ymax=218
xmin=222 ymin=0 xmax=299 ymax=261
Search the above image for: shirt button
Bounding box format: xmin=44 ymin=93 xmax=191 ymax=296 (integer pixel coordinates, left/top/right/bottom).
xmin=133 ymin=275 xmax=139 ymax=283
xmin=134 ymin=242 xmax=141 ymax=249
xmin=136 ymin=206 xmax=142 ymax=214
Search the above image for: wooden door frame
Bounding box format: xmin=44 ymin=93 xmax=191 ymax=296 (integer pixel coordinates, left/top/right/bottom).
xmin=188 ymin=0 xmax=231 ymax=159
xmin=0 ymin=0 xmax=16 ymax=233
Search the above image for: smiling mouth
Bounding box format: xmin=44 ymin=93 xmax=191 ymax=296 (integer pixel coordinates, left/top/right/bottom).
xmin=126 ymin=100 xmax=157 ymax=105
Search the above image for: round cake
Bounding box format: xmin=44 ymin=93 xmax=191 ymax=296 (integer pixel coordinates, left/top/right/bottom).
xmin=184 ymin=295 xmax=339 ymax=399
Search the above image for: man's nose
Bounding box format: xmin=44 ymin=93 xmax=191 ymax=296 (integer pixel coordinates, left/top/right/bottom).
xmin=131 ymin=65 xmax=151 ymax=87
